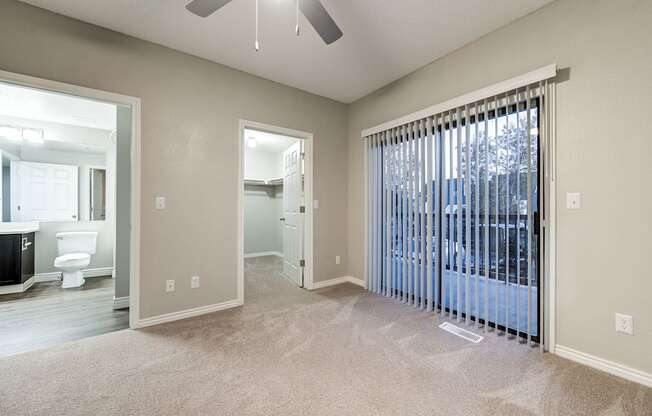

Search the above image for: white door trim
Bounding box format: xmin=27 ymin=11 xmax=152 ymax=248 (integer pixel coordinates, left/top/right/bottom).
xmin=544 ymin=81 xmax=557 ymax=353
xmin=238 ymin=119 xmax=314 ymax=304
xmin=0 ymin=69 xmax=142 ymax=329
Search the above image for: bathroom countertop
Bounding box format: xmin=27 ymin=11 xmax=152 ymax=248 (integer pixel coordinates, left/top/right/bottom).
xmin=0 ymin=222 xmax=40 ymax=235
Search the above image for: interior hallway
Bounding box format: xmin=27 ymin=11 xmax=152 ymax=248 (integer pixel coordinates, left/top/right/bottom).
xmin=0 ymin=256 xmax=649 ymax=415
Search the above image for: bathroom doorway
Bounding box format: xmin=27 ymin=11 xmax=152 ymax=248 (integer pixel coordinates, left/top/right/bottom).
xmin=0 ymin=70 xmax=140 ymax=356
xmin=238 ymin=120 xmax=314 ymax=304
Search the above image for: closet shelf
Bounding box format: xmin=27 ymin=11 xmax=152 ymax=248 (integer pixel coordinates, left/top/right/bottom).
xmin=244 ymin=178 xmax=283 ymax=187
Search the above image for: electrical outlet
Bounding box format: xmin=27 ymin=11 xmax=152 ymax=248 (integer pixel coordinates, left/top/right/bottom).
xmin=335 ymin=255 xmax=341 ymax=265
xmin=615 ymin=313 xmax=633 ymax=335
xmin=191 ymin=275 xmax=200 ymax=289
xmin=165 ymin=279 xmax=175 ymax=292
xmin=566 ymin=192 xmax=581 ymax=209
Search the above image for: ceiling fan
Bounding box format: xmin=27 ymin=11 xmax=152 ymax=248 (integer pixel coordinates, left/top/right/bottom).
xmin=185 ymin=0 xmax=343 ymax=48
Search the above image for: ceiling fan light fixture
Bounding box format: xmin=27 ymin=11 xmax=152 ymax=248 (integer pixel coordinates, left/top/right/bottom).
xmin=185 ymin=0 xmax=342 ymax=45
xmin=296 ymin=0 xmax=300 ymax=36
xmin=255 ymin=0 xmax=260 ymax=51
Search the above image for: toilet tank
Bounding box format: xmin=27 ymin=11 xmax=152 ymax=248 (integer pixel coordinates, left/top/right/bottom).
xmin=56 ymin=232 xmax=98 ymax=255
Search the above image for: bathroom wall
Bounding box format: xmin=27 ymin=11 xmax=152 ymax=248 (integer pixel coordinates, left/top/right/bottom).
xmin=113 ymin=106 xmax=130 ymax=300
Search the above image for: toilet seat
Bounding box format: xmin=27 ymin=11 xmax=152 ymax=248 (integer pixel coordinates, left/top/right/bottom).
xmin=54 ymin=252 xmax=91 ymax=269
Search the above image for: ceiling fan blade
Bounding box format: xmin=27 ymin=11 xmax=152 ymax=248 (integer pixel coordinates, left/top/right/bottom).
xmin=299 ymin=0 xmax=343 ymax=45
xmin=186 ymin=0 xmax=233 ymax=18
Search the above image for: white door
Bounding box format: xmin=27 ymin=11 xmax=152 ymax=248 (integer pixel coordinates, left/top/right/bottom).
xmin=282 ymin=141 xmax=304 ymax=286
xmin=11 ymin=161 xmax=78 ymax=222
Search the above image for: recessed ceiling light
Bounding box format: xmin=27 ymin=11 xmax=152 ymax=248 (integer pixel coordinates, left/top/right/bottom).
xmin=247 ymin=137 xmax=257 ymax=149
xmin=23 ymin=128 xmax=45 ymax=144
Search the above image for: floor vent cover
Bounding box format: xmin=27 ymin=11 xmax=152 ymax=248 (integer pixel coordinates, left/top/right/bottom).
xmin=438 ymin=322 xmax=484 ymax=343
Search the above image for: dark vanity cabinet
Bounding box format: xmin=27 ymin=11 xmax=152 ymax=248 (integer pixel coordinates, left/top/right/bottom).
xmin=0 ymin=233 xmax=35 ymax=286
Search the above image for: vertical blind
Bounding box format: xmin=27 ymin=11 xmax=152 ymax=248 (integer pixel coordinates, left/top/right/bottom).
xmin=366 ymin=80 xmax=554 ymax=346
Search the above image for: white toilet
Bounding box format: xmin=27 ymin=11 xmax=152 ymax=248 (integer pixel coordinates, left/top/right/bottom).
xmin=54 ymin=232 xmax=98 ymax=289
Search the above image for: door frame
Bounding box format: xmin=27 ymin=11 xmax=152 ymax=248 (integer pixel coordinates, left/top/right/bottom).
xmin=237 ymin=119 xmax=314 ymax=303
xmin=0 ymin=69 xmax=142 ymax=329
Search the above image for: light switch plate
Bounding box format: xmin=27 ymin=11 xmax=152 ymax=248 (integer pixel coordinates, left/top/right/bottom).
xmin=313 ymin=200 xmax=319 ymax=209
xmin=566 ymin=192 xmax=581 ymax=209
xmin=335 ymin=255 xmax=341 ymax=265
xmin=191 ymin=275 xmax=200 ymax=289
xmin=155 ymin=196 xmax=166 ymax=210
xmin=165 ymin=279 xmax=175 ymax=292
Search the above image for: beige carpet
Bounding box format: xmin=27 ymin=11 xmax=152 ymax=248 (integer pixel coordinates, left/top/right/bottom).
xmin=0 ymin=256 xmax=650 ymax=415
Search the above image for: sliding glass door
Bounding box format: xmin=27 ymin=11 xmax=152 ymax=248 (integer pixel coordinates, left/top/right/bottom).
xmin=438 ymin=98 xmax=540 ymax=342
xmin=367 ymin=86 xmax=544 ymax=344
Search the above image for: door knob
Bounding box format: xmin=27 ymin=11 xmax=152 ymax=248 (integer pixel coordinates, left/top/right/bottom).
xmin=280 ymin=217 xmax=286 ymax=221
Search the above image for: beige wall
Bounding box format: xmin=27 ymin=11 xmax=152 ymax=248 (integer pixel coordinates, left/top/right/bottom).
xmin=347 ymin=0 xmax=652 ymax=374
xmin=0 ymin=0 xmax=348 ymax=318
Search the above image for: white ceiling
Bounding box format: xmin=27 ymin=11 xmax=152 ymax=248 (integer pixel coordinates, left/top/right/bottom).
xmin=244 ymin=129 xmax=299 ymax=153
xmin=245 ymin=128 xmax=297 ymax=153
xmin=19 ymin=0 xmax=552 ymax=103
xmin=0 ymin=82 xmax=116 ymax=130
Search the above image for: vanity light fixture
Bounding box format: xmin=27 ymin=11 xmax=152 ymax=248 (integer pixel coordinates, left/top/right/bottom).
xmin=22 ymin=128 xmax=45 ymax=144
xmin=0 ymin=125 xmax=21 ymax=141
xmin=0 ymin=125 xmax=45 ymax=144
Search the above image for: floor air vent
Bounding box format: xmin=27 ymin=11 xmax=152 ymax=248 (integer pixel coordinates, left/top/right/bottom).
xmin=438 ymin=322 xmax=484 ymax=344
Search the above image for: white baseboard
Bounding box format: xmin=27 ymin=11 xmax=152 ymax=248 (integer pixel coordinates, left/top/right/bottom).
xmin=34 ymin=272 xmax=61 ymax=282
xmin=244 ymin=251 xmax=283 ymax=259
xmin=84 ymin=267 xmax=114 ymax=278
xmin=134 ymin=298 xmax=242 ymax=328
xmin=0 ymin=276 xmax=36 ymax=295
xmin=555 ymin=344 xmax=652 ymax=388
xmin=310 ymin=276 xmax=367 ymax=290
xmin=34 ymin=267 xmax=115 ymax=282
xmin=113 ymin=296 xmax=129 ymax=310
xmin=346 ymin=276 xmax=367 ymax=288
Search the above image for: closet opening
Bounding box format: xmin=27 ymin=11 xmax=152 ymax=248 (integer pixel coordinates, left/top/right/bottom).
xmin=238 ymin=121 xmax=314 ymax=304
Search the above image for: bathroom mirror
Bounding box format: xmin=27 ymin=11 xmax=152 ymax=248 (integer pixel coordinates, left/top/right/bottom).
xmin=89 ymin=168 xmax=106 ymax=221
xmin=0 ymin=128 xmax=114 ymax=223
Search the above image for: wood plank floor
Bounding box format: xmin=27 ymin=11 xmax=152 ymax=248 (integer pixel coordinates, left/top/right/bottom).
xmin=0 ymin=276 xmax=129 ymax=357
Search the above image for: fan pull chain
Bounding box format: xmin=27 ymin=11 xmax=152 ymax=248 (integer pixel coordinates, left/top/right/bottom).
xmin=254 ymin=0 xmax=259 ymax=51
xmin=296 ymin=0 xmax=300 ymax=36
